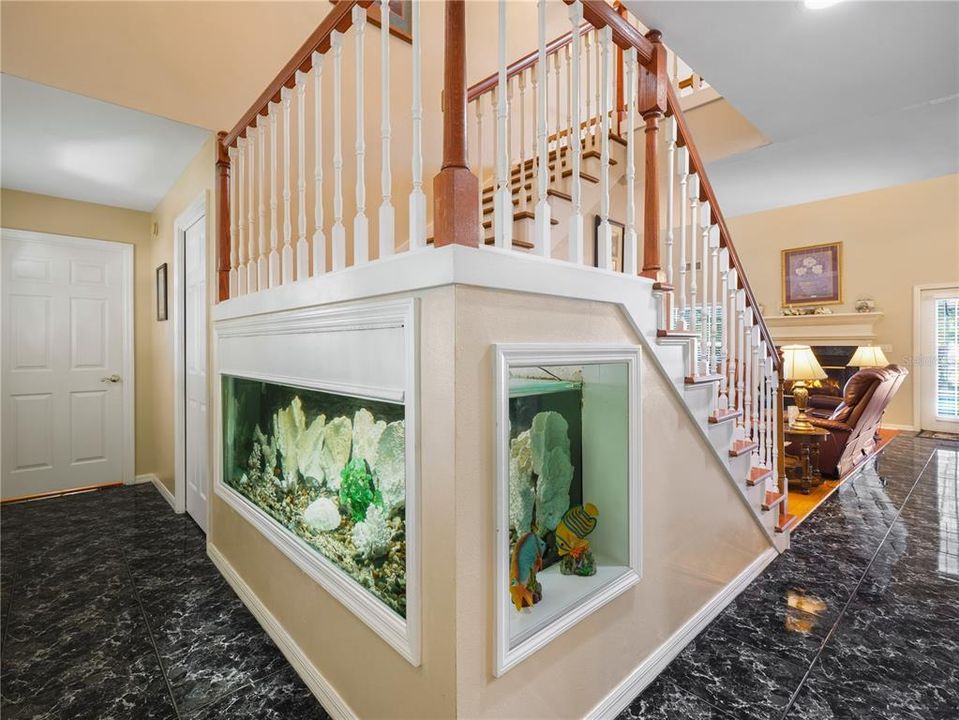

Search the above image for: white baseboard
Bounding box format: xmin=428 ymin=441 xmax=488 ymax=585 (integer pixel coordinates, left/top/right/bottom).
xmin=207 ymin=543 xmax=357 ymax=720
xmin=136 ymin=473 xmax=178 ymax=511
xmin=882 ymin=423 xmax=917 ymax=433
xmin=586 ymin=547 xmax=778 ymax=720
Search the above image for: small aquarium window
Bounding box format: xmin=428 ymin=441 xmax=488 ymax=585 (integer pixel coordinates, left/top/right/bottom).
xmin=495 ymin=346 xmax=641 ymax=675
xmin=222 ymin=375 xmax=407 ymax=618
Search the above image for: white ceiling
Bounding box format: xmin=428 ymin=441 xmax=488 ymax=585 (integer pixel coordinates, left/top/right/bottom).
xmin=1 ymin=74 xmax=210 ymax=212
xmin=629 ymin=1 xmax=959 ymax=217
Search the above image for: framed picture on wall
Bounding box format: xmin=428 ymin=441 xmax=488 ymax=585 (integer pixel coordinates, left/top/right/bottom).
xmin=593 ymin=216 xmax=625 ymax=272
xmin=156 ymin=263 xmax=168 ymax=321
xmin=782 ymin=242 xmax=842 ymax=307
xmin=331 ymin=0 xmax=413 ymax=44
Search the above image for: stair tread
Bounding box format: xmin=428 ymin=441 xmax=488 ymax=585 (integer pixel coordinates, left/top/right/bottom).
xmin=708 ymin=408 xmax=743 ymax=424
xmin=685 ymin=373 xmax=723 ymax=385
xmin=658 ymin=329 xmax=698 ymax=338
xmin=582 ymin=149 xmax=618 ymax=165
xmin=652 ymin=282 xmax=674 ymax=292
xmin=762 ymin=491 xmax=785 ymax=511
xmin=481 ymin=211 xmax=559 ymax=230
xmin=483 ymin=236 xmax=534 ymax=250
xmin=747 ymin=465 xmax=773 ymax=485
xmin=776 ymin=513 xmax=798 ymax=534
xmin=561 ymin=168 xmax=599 ymax=183
xmin=729 ymin=439 xmax=758 ymax=457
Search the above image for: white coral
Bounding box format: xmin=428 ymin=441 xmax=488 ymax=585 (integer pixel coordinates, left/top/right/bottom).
xmin=296 ymin=414 xmax=326 ymax=484
xmin=274 ymin=397 xmax=307 ymax=489
xmin=302 ymin=497 xmax=341 ymax=532
xmin=374 ymin=421 xmax=406 ymax=515
xmin=352 ymin=409 xmax=386 ymax=468
xmin=351 ymin=505 xmax=391 ymax=559
xmin=319 ymin=416 xmax=352 ymax=490
xmin=508 ymin=430 xmax=534 ymax=533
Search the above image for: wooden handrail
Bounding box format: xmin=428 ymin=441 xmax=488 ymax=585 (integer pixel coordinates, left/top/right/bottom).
xmin=466 ymin=23 xmax=591 ymax=102
xmin=222 ymin=0 xmax=369 ymax=149
xmin=666 ymin=82 xmax=781 ymax=371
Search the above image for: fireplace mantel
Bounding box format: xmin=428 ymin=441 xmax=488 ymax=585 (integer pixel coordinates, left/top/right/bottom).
xmin=764 ymin=312 xmax=884 ymax=346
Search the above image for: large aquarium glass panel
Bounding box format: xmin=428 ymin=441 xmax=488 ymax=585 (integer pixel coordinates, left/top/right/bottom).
xmin=506 ymin=363 xmax=631 ymax=647
xmin=222 ymin=375 xmax=407 ymax=617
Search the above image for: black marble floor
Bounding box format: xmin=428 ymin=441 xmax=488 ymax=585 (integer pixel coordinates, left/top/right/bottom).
xmin=0 ymin=483 xmax=330 ymax=720
xmin=622 ymin=433 xmax=959 ymax=720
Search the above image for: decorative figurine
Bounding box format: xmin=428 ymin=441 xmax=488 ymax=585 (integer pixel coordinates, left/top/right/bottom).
xmin=854 ymin=298 xmax=876 ymax=313
xmin=556 ymin=503 xmax=599 ymax=577
xmin=510 ymin=532 xmax=546 ymax=610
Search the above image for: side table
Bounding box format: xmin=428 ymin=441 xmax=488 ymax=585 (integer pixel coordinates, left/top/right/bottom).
xmin=784 ymin=425 xmax=830 ymax=494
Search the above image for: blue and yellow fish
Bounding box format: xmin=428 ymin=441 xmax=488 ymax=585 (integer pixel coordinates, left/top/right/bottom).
xmin=554 ymin=503 xmax=599 ymax=558
xmin=510 ymin=532 xmax=545 ymax=610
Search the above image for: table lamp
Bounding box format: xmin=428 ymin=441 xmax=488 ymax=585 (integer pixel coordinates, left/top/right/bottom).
xmin=782 ymin=344 xmax=827 ymax=431
xmin=849 ymin=345 xmax=889 ymax=368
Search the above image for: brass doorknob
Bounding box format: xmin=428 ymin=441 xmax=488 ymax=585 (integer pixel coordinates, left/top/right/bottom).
xmin=101 ymin=373 xmax=122 ymax=383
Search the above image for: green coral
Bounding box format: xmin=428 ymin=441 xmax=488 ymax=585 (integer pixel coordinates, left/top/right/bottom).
xmin=339 ymin=458 xmax=382 ymax=522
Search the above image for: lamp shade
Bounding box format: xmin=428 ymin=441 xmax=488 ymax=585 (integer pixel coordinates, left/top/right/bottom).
xmin=781 ymin=344 xmax=828 ymax=381
xmin=849 ymin=345 xmax=889 ymax=368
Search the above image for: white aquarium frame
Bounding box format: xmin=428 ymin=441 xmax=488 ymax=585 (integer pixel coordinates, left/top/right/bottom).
xmin=493 ymin=343 xmax=643 ymax=676
xmin=213 ymin=298 xmax=420 ymax=666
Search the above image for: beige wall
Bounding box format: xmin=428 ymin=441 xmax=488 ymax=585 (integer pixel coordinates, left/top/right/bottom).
xmin=728 ymin=173 xmax=959 ymax=428
xmin=208 ymin=284 xmax=772 ymax=718
xmin=452 ymin=287 xmax=770 ymax=718
xmin=0 ymin=189 xmax=157 ymax=475
xmin=149 ymin=134 xmax=217 ymax=492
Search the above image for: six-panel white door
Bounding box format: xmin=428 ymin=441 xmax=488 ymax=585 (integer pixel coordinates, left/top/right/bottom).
xmin=184 ymin=217 xmax=209 ymax=531
xmin=1 ymin=230 xmax=132 ymax=500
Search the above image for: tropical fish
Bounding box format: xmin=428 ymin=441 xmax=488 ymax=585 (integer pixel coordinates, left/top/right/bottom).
xmin=510 ymin=532 xmax=545 ymax=610
xmin=555 ymin=503 xmax=599 ymax=557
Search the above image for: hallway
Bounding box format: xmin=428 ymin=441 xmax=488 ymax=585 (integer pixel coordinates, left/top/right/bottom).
xmin=2 ymin=434 xmax=956 ymax=719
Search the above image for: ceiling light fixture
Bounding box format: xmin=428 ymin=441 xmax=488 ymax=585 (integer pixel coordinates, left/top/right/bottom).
xmin=804 ymin=0 xmax=841 ymax=8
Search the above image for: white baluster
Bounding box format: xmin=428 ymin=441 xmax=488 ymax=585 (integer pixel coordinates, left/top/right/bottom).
xmin=596 ymin=26 xmax=612 ymax=270
xmin=518 ymin=71 xmax=527 ymax=212
xmin=744 ymin=317 xmax=755 ymax=442
xmin=408 ymin=0 xmax=426 ymax=249
xmin=677 ymin=147 xmax=689 ymax=329
xmin=752 ymin=324 xmax=761 ymax=450
xmin=257 ymin=119 xmax=267 ymax=289
xmin=710 ymin=226 xmax=720 ymax=375
xmin=565 ymin=44 xmax=572 ymax=154
xmin=228 ymin=145 xmax=238 ymax=298
xmin=246 ymin=128 xmax=257 ymax=293
xmin=506 ymin=76 xmax=515 ymax=202
xmin=688 ymin=173 xmax=700 ymax=337
xmin=717 ymin=249 xmax=729 ymax=409
xmin=584 ymin=31 xmax=592 ymax=148
xmin=331 ymin=31 xmax=346 ymax=271
xmin=378 ymin=0 xmax=394 ymax=259
xmin=269 ymin=99 xmax=280 ymax=287
xmin=758 ymin=347 xmax=767 ymax=463
xmin=534 ymin=0 xmax=551 ymax=256
xmin=295 ymin=72 xmax=307 ymax=281
xmin=567 ymin=2 xmax=584 ymax=264
xmin=553 ymin=49 xmax=561 ymax=154
xmin=623 ymin=47 xmax=637 ymax=276
xmin=665 ymin=116 xmax=676 ymax=294
xmin=353 ymin=6 xmax=369 ymax=266
xmin=736 ymin=288 xmax=746 ymax=433
xmin=312 ymin=52 xmax=327 ymax=276
xmin=476 ymin=98 xmax=484 ymax=237
xmin=700 ymin=201 xmax=712 ymax=375
xmin=236 ymin=139 xmax=247 ymax=296
xmin=726 ymin=267 xmax=738 ymax=415
xmin=772 ymin=369 xmax=780 ymax=480
xmin=593 ymin=28 xmax=601 ymax=148
xmin=494 ymin=0 xmax=511 ymax=249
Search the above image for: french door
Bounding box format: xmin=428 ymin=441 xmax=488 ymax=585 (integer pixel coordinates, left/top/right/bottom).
xmin=919 ymin=286 xmax=959 ymax=433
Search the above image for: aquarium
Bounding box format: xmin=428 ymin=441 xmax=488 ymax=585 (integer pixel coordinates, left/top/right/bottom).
xmin=222 ymin=375 xmax=407 ymax=617
xmin=500 ymin=355 xmax=640 ymax=663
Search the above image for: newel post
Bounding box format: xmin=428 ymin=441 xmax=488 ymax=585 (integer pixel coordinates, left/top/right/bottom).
xmin=215 ymin=131 xmax=231 ymax=302
xmin=433 ymin=0 xmax=480 ymax=247
xmin=638 ymin=30 xmax=667 ymax=281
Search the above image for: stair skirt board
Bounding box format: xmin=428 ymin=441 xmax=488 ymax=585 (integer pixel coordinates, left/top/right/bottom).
xmin=586 ymin=547 xmax=778 ymax=720
xmin=208 ymin=544 xmax=358 ymax=720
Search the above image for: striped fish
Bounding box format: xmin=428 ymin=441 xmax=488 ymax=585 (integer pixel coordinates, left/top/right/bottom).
xmin=555 ymin=503 xmax=599 ymax=557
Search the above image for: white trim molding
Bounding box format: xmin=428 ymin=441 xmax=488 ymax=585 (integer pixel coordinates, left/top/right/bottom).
xmin=213 ymin=297 xmax=421 ymax=665
xmin=173 ymin=191 xmax=210 ymax=517
xmin=493 ymin=343 xmax=643 ymax=676
xmin=912 ymin=282 xmax=959 ymax=434
xmin=136 ymin=473 xmax=177 ymax=510
xmin=207 ymin=543 xmax=357 ymax=720
xmin=586 ymin=547 xmax=778 ymax=720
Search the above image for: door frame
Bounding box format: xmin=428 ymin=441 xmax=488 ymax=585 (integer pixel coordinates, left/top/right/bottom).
xmin=912 ymin=282 xmax=959 ymax=432
xmin=172 ymin=191 xmax=210 ymax=516
xmin=0 ymin=228 xmax=135 ymax=489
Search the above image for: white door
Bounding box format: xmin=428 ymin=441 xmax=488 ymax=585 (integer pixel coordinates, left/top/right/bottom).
xmin=1 ymin=230 xmax=132 ymax=500
xmin=183 ymin=216 xmax=209 ymax=531
xmin=919 ymin=287 xmax=959 ymax=433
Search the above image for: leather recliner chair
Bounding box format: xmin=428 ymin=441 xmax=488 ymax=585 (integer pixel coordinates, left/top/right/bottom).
xmin=789 ymin=365 xmax=909 ymax=478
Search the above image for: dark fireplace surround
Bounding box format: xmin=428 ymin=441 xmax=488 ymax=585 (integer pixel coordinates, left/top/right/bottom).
xmin=782 ymin=345 xmax=859 ymax=405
